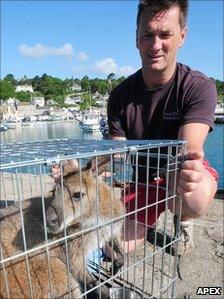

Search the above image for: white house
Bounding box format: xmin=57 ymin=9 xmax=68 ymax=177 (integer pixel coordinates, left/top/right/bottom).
xmin=16 ymin=84 xmax=34 ymax=93
xmin=6 ymin=98 xmax=18 ymax=106
xmin=46 ymin=99 xmax=57 ymax=106
xmin=70 ymin=83 xmax=82 ymax=92
xmin=32 ymin=97 xmax=45 ymax=107
xmin=64 ymin=96 xmax=82 ymax=105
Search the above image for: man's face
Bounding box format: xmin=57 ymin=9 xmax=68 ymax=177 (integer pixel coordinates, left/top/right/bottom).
xmin=136 ymin=6 xmax=187 ymax=74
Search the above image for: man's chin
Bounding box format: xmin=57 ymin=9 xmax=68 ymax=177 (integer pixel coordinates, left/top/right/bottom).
xmin=145 ymin=64 xmax=165 ymax=73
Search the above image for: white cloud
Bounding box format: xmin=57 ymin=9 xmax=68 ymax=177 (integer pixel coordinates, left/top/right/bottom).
xmin=117 ymin=66 xmax=136 ymax=77
xmin=94 ymin=57 xmax=135 ymax=77
xmin=18 ymin=43 xmax=74 ymax=59
xmin=94 ymin=58 xmax=118 ymax=74
xmin=77 ymin=51 xmax=89 ymax=61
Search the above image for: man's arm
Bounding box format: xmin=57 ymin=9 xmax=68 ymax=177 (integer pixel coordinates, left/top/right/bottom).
xmin=177 ymin=123 xmax=217 ymax=220
xmin=109 ymin=135 xmax=126 ymax=141
xmin=110 ymin=125 xmax=217 ymax=220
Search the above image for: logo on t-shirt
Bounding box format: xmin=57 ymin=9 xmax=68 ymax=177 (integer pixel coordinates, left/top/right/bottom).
xmin=163 ymin=111 xmax=180 ymax=120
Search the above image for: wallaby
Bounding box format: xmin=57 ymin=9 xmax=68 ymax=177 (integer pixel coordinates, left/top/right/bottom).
xmin=0 ymin=156 xmax=124 ymax=298
xmin=46 ymin=155 xmax=125 ymax=298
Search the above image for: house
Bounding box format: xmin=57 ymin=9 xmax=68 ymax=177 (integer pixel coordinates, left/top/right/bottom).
xmin=6 ymin=98 xmax=19 ymax=106
xmin=46 ymin=99 xmax=57 ymax=106
xmin=64 ymin=96 xmax=82 ymax=105
xmin=70 ymin=83 xmax=82 ymax=92
xmin=32 ymin=97 xmax=45 ymax=107
xmin=16 ymin=84 xmax=34 ymax=93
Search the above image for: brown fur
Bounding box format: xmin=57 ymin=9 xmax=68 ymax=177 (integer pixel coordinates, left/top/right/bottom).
xmin=0 ymin=197 xmax=81 ymax=299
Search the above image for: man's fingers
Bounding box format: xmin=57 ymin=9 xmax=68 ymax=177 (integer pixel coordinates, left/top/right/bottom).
xmin=179 ymin=169 xmax=203 ymax=183
xmin=185 ymin=150 xmax=204 ymax=161
xmin=51 ymin=164 xmax=61 ymax=181
xmin=177 ymin=178 xmax=198 ymax=193
xmin=177 ymin=166 xmax=204 ymax=198
xmin=182 ymin=160 xmax=203 ymax=172
xmin=177 ymin=181 xmax=198 ymax=199
xmin=52 ymin=164 xmax=60 ymax=169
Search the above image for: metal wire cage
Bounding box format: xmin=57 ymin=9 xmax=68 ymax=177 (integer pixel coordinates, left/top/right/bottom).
xmin=0 ymin=139 xmax=186 ymax=299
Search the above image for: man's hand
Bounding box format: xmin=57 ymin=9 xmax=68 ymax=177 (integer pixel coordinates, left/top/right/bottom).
xmin=51 ymin=164 xmax=61 ymax=182
xmin=177 ymin=150 xmax=204 ymax=199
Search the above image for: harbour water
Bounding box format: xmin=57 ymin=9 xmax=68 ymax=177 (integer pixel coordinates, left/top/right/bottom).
xmin=1 ymin=121 xmax=223 ymax=189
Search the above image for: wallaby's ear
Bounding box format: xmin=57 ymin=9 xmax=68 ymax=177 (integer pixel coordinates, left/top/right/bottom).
xmin=86 ymin=155 xmax=112 ymax=176
xmin=62 ymin=159 xmax=79 ymax=176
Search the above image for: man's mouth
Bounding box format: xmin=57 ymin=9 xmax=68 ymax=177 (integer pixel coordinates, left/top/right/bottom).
xmin=149 ymin=54 xmax=163 ymax=59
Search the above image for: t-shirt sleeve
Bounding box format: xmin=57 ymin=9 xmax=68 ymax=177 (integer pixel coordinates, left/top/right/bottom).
xmin=180 ymin=79 xmax=217 ymax=131
xmin=107 ymin=91 xmax=126 ymax=137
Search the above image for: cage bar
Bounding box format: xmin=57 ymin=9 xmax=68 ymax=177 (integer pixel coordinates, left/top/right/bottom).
xmin=0 ymin=139 xmax=185 ymax=298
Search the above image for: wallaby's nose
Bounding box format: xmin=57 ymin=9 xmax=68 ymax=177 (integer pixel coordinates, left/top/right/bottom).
xmin=46 ymin=206 xmax=60 ymax=234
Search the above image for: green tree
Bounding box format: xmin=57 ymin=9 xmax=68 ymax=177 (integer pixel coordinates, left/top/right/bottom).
xmin=98 ymin=80 xmax=108 ymax=94
xmin=81 ymin=75 xmax=90 ymax=92
xmin=0 ymin=80 xmax=15 ymax=100
xmin=32 ymin=74 xmax=67 ymax=105
xmin=32 ymin=75 xmax=41 ymax=90
xmin=107 ymin=73 xmax=116 ymax=93
xmin=107 ymin=73 xmax=116 ymax=80
xmin=52 ymin=95 xmax=65 ymax=108
xmin=32 ymin=74 xmax=49 ymax=96
xmin=16 ymin=91 xmax=31 ymax=102
xmin=4 ymin=74 xmax=16 ymax=86
xmin=215 ymin=79 xmax=224 ymax=103
xmin=64 ymin=78 xmax=74 ymax=93
xmin=90 ymin=79 xmax=99 ymax=93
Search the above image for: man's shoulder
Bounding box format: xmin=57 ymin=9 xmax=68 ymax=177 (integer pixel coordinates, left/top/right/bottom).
xmin=177 ymin=63 xmax=215 ymax=85
xmin=176 ymin=63 xmax=217 ymax=112
xmin=111 ymin=69 xmax=142 ymax=95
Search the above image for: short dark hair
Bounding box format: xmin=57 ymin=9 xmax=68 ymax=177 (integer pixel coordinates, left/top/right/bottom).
xmin=137 ymin=0 xmax=189 ymax=29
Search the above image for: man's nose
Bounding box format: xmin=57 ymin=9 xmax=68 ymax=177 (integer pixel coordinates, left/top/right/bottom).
xmin=150 ymin=35 xmax=162 ymax=52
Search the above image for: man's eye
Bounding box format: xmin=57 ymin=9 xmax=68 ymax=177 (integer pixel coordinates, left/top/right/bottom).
xmin=160 ymin=33 xmax=173 ymax=39
xmin=143 ymin=33 xmax=153 ymax=39
xmin=72 ymin=192 xmax=84 ymax=201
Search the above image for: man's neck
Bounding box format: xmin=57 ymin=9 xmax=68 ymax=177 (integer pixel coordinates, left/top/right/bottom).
xmin=142 ymin=62 xmax=177 ymax=89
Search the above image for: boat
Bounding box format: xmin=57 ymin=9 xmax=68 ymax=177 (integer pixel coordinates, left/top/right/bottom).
xmin=214 ymin=114 xmax=224 ymax=124
xmin=0 ymin=124 xmax=8 ymax=131
xmin=3 ymin=122 xmax=15 ymax=129
xmin=214 ymin=105 xmax=224 ymax=124
xmin=78 ymin=114 xmax=100 ymax=132
xmin=215 ymin=106 xmax=224 ymax=115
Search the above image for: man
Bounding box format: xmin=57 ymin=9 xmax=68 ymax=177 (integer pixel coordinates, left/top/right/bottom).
xmin=107 ymin=0 xmax=218 ymax=254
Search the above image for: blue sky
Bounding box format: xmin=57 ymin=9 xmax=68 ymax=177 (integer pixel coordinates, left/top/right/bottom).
xmin=1 ymin=0 xmax=223 ymax=80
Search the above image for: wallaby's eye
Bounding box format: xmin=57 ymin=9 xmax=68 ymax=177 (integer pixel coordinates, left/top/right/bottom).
xmin=72 ymin=192 xmax=84 ymax=202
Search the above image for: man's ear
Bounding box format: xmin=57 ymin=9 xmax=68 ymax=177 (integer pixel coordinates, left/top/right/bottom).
xmin=179 ymin=26 xmax=187 ymax=48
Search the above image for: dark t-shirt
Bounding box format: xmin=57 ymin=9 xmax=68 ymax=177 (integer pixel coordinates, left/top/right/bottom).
xmin=108 ymin=63 xmax=217 ymax=181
